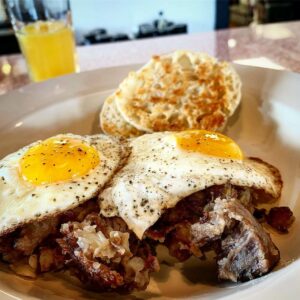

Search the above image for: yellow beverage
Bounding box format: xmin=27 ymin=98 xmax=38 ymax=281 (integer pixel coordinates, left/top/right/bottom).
xmin=16 ymin=21 xmax=77 ymax=82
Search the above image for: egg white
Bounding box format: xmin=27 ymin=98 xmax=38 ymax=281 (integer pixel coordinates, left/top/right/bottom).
xmin=0 ymin=133 xmax=127 ymax=236
xmin=99 ymin=132 xmax=282 ymax=239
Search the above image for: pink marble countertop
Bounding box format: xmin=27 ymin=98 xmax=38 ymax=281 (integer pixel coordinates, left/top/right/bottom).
xmin=1 ymin=21 xmax=300 ymax=95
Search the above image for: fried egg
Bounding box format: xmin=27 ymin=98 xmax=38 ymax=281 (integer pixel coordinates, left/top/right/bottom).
xmin=99 ymin=130 xmax=282 ymax=239
xmin=0 ymin=134 xmax=127 ymax=236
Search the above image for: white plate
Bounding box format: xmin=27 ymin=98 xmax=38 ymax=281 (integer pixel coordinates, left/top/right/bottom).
xmin=0 ymin=64 xmax=300 ymax=300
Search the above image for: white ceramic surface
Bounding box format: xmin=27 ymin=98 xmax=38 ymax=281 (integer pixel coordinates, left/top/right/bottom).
xmin=0 ymin=64 xmax=299 ymax=299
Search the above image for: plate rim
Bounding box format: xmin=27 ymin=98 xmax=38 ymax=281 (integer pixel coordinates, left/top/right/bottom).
xmin=0 ymin=63 xmax=300 ymax=300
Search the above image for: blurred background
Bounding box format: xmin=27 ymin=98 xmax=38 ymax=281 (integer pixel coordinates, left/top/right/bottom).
xmin=1 ymin=0 xmax=300 ymax=55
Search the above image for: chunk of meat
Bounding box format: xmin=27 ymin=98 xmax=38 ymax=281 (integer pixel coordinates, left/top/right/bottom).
xmin=14 ymin=217 xmax=59 ymax=255
xmin=146 ymin=184 xmax=255 ymax=261
xmin=146 ymin=184 xmax=282 ymax=282
xmin=191 ymin=198 xmax=280 ymax=282
xmin=0 ymin=199 xmax=100 ymax=277
xmin=266 ymin=207 xmax=294 ymax=233
xmin=59 ymin=230 xmax=125 ymax=291
xmin=58 ymin=213 xmax=159 ymax=293
xmin=164 ymin=221 xmax=197 ymax=262
xmin=38 ymin=247 xmax=65 ymax=272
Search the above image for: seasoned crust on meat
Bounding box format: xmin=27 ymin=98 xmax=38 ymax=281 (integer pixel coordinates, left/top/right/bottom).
xmin=58 ymin=213 xmax=159 ymax=293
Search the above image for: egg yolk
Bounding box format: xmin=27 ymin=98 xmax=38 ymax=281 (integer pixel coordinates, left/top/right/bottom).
xmin=175 ymin=130 xmax=243 ymax=159
xmin=20 ymin=137 xmax=100 ymax=185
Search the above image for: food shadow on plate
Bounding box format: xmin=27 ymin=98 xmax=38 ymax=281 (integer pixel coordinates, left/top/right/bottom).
xmin=89 ymin=105 xmax=103 ymax=135
xmin=153 ymin=245 xmax=218 ymax=285
xmin=224 ymin=99 xmax=241 ymax=132
xmin=150 ymin=247 xmax=239 ymax=299
xmin=0 ymin=263 xmax=160 ymax=300
xmin=48 ymin=271 xmax=160 ymax=300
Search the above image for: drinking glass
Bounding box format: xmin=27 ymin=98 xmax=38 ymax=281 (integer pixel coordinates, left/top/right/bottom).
xmin=6 ymin=0 xmax=77 ymax=82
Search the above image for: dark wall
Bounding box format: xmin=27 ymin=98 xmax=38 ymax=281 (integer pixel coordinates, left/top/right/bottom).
xmin=216 ymin=0 xmax=230 ymax=29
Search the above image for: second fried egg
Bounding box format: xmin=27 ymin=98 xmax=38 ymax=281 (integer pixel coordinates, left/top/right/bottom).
xmin=100 ymin=130 xmax=282 ymax=239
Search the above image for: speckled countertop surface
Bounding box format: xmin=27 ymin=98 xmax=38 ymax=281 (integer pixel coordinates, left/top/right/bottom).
xmin=1 ymin=21 xmax=300 ymax=95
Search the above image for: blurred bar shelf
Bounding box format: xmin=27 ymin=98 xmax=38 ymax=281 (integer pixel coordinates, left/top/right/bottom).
xmin=1 ymin=21 xmax=300 ymax=95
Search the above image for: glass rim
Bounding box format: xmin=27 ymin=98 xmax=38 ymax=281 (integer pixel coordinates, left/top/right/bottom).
xmin=5 ymin=0 xmax=72 ymax=31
